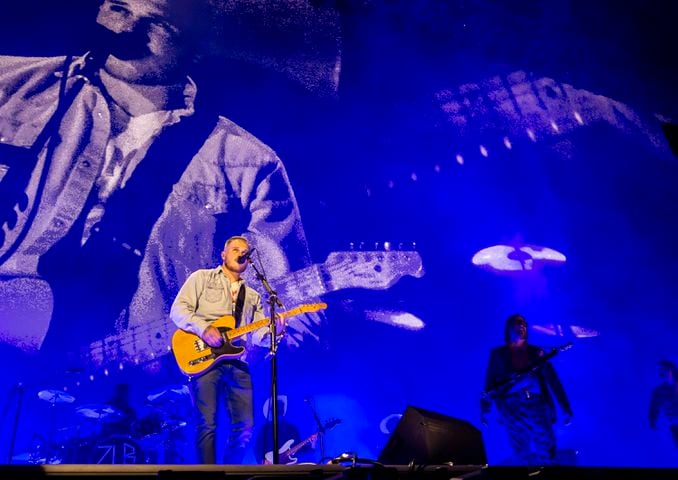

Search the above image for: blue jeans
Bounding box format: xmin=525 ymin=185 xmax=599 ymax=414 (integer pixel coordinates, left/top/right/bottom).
xmin=189 ymin=361 xmax=254 ymax=464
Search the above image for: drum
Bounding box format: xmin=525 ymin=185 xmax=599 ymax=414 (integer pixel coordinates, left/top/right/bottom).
xmin=89 ymin=435 xmax=144 ymax=464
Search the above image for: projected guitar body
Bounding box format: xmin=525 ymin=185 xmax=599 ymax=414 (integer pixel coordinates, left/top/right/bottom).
xmin=79 ymin=249 xmax=424 ymax=375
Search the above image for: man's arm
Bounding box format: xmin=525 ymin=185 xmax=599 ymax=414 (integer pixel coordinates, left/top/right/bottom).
xmin=481 ymin=350 xmax=498 ymax=423
xmin=543 ymin=361 xmax=573 ymax=419
xmin=649 ymin=389 xmax=662 ymax=428
xmin=169 ymin=270 xmax=211 ymax=338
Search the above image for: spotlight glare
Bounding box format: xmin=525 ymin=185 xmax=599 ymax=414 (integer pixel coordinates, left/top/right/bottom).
xmin=526 ymin=128 xmax=537 ymax=142
xmin=365 ymin=309 xmax=425 ymax=330
xmin=574 ymin=111 xmax=584 ymax=125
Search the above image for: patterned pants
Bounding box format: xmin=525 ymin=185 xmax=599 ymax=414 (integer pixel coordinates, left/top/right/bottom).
xmin=497 ymin=394 xmax=556 ymax=465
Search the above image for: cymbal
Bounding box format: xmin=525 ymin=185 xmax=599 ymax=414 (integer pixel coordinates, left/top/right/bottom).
xmin=38 ymin=389 xmax=75 ymax=404
xmin=531 ymin=323 xmax=599 ymax=338
xmin=472 ymin=244 xmax=566 ymax=273
xmin=146 ymin=384 xmax=190 ymax=405
xmin=75 ymin=403 xmax=122 ymax=421
xmin=162 ymin=419 xmax=187 ymax=432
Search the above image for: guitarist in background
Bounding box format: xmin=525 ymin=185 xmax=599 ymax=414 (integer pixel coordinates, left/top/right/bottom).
xmin=170 ymin=235 xmax=284 ymax=464
xmin=648 ymin=359 xmax=678 ymax=449
xmin=255 ymin=395 xmax=316 ymax=465
xmin=481 ymin=313 xmax=573 ymax=466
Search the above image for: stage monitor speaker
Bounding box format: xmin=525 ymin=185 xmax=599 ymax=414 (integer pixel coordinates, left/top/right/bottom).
xmin=378 ymin=405 xmax=487 ymax=466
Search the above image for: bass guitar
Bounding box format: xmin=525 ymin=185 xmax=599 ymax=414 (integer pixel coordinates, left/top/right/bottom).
xmin=171 ymin=302 xmax=327 ymax=377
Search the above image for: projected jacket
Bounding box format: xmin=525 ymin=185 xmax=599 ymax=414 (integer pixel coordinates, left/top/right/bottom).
xmin=0 ymin=54 xmax=318 ymax=363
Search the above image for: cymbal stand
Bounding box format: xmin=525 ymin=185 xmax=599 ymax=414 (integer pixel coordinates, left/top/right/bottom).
xmin=45 ymin=401 xmax=59 ymax=464
xmin=246 ymin=255 xmax=284 ymax=464
xmin=6 ymin=383 xmax=25 ymax=464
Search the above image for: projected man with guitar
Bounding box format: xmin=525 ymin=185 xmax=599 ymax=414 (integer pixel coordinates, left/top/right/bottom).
xmin=170 ymin=235 xmax=326 ymax=464
xmin=0 ymin=0 xmax=334 ymax=379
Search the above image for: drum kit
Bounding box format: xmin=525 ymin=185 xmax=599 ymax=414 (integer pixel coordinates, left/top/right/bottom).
xmin=16 ymin=384 xmax=190 ymax=465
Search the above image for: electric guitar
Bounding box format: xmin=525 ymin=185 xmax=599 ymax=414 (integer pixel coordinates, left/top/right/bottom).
xmin=263 ymin=418 xmax=341 ymax=465
xmin=482 ymin=342 xmax=573 ymax=399
xmin=171 ymin=303 xmax=327 ymax=377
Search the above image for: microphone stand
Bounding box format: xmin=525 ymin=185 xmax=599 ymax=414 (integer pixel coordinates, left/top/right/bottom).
xmin=305 ymin=397 xmax=326 ymax=462
xmin=246 ymin=257 xmax=284 ymax=464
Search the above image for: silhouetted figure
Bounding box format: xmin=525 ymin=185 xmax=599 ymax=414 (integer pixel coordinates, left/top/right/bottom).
xmin=481 ymin=314 xmax=573 ymax=465
xmin=649 ymin=359 xmax=678 ymax=448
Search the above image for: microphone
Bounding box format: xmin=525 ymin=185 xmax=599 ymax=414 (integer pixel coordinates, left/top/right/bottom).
xmin=237 ymin=248 xmax=256 ymax=264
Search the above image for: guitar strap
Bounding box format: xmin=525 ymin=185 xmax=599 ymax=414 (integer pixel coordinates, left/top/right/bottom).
xmin=233 ymin=283 xmax=246 ymax=328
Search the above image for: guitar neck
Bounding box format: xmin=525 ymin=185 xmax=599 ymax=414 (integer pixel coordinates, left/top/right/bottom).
xmin=287 ymin=432 xmax=318 ymax=456
xmin=224 ymin=306 xmax=312 ymax=341
xmin=274 ymin=264 xmax=327 ymax=300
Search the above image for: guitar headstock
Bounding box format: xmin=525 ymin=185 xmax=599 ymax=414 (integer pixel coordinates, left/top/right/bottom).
xmin=324 ymin=418 xmax=342 ymax=431
xmin=296 ymin=302 xmax=328 ymax=314
xmin=324 ymin=248 xmax=424 ymax=291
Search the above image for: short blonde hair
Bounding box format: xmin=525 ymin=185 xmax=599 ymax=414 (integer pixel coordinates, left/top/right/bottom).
xmin=224 ymin=235 xmax=249 ymax=249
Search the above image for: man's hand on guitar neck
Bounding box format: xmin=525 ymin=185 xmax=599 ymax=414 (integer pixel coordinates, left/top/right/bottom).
xmin=274 ymin=313 xmax=287 ymax=337
xmin=202 ymin=325 xmax=224 ymax=348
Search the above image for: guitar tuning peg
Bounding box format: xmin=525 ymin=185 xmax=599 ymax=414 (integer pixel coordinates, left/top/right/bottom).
xmin=358 ymin=242 xmax=365 ymax=250
xmin=383 ymin=241 xmax=392 ymax=251
xmin=374 ymin=242 xmax=379 ymax=250
xmin=397 ymin=242 xmax=404 ymax=250
xmin=349 ymin=242 xmax=354 ymax=251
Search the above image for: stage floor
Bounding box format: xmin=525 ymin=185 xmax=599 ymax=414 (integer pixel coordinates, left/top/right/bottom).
xmin=1 ymin=464 xmax=678 ymax=480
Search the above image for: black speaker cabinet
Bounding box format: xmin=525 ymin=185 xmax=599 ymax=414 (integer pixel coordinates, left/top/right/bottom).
xmin=378 ymin=405 xmax=487 ymax=466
